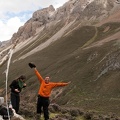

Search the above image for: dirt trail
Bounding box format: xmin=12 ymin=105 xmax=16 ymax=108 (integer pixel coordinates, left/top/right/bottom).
xmin=84 ymin=31 xmax=120 ymax=49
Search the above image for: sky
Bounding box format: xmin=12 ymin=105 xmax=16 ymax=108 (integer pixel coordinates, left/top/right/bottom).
xmin=0 ymin=0 xmax=69 ymax=42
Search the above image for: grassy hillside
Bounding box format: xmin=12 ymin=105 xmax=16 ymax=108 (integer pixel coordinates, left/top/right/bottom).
xmin=0 ymin=21 xmax=120 ymax=118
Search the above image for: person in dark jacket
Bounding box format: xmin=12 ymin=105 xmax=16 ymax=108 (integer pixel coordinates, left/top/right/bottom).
xmin=9 ymin=75 xmax=26 ymax=113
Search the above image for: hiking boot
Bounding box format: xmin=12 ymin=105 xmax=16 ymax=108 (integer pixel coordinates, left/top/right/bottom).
xmin=36 ymin=114 xmax=41 ymax=120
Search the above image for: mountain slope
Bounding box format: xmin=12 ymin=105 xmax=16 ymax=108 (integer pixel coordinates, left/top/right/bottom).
xmin=0 ymin=0 xmax=120 ymax=118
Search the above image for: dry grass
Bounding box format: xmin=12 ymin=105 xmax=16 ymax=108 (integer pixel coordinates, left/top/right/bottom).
xmin=1 ymin=21 xmax=120 ymax=118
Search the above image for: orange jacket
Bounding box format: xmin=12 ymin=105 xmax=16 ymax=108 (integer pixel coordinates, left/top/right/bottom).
xmin=34 ymin=68 xmax=69 ymax=97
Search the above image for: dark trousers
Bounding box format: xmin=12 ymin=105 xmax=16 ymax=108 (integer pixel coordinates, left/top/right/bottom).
xmin=10 ymin=93 xmax=20 ymax=113
xmin=37 ymin=95 xmax=50 ymax=120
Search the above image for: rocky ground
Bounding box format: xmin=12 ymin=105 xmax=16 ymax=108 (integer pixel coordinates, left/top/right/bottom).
xmin=18 ymin=103 xmax=120 ymax=120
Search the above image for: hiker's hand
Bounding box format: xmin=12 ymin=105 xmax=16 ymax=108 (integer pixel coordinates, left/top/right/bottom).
xmin=15 ymin=89 xmax=20 ymax=92
xmin=23 ymin=83 xmax=26 ymax=87
xmin=28 ymin=62 xmax=36 ymax=68
xmin=68 ymin=81 xmax=71 ymax=84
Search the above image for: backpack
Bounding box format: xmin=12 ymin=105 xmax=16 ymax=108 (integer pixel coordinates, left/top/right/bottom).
xmin=0 ymin=105 xmax=13 ymax=119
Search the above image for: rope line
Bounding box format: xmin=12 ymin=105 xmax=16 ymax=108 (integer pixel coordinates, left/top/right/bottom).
xmin=5 ymin=49 xmax=14 ymax=120
xmin=5 ymin=40 xmax=18 ymax=120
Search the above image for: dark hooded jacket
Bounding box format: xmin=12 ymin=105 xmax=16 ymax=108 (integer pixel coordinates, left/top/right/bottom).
xmin=9 ymin=75 xmax=26 ymax=95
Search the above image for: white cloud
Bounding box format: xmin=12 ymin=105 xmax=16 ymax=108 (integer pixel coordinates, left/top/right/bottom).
xmin=0 ymin=17 xmax=24 ymax=41
xmin=0 ymin=0 xmax=69 ymax=42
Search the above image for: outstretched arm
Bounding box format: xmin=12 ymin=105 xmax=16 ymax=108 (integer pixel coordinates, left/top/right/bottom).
xmin=34 ymin=68 xmax=44 ymax=83
xmin=51 ymin=81 xmax=71 ymax=88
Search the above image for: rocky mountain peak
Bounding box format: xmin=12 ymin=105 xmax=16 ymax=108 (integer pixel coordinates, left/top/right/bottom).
xmin=10 ymin=0 xmax=119 ymax=44
xmin=32 ymin=5 xmax=55 ymax=21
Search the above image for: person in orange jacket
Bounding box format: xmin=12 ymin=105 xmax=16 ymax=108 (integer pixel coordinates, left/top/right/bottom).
xmin=28 ymin=63 xmax=71 ymax=120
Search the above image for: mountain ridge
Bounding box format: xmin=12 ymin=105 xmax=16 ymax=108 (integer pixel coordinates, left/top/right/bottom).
xmin=0 ymin=0 xmax=120 ymax=119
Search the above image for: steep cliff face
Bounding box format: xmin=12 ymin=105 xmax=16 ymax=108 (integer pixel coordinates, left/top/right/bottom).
xmin=10 ymin=0 xmax=119 ymax=44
